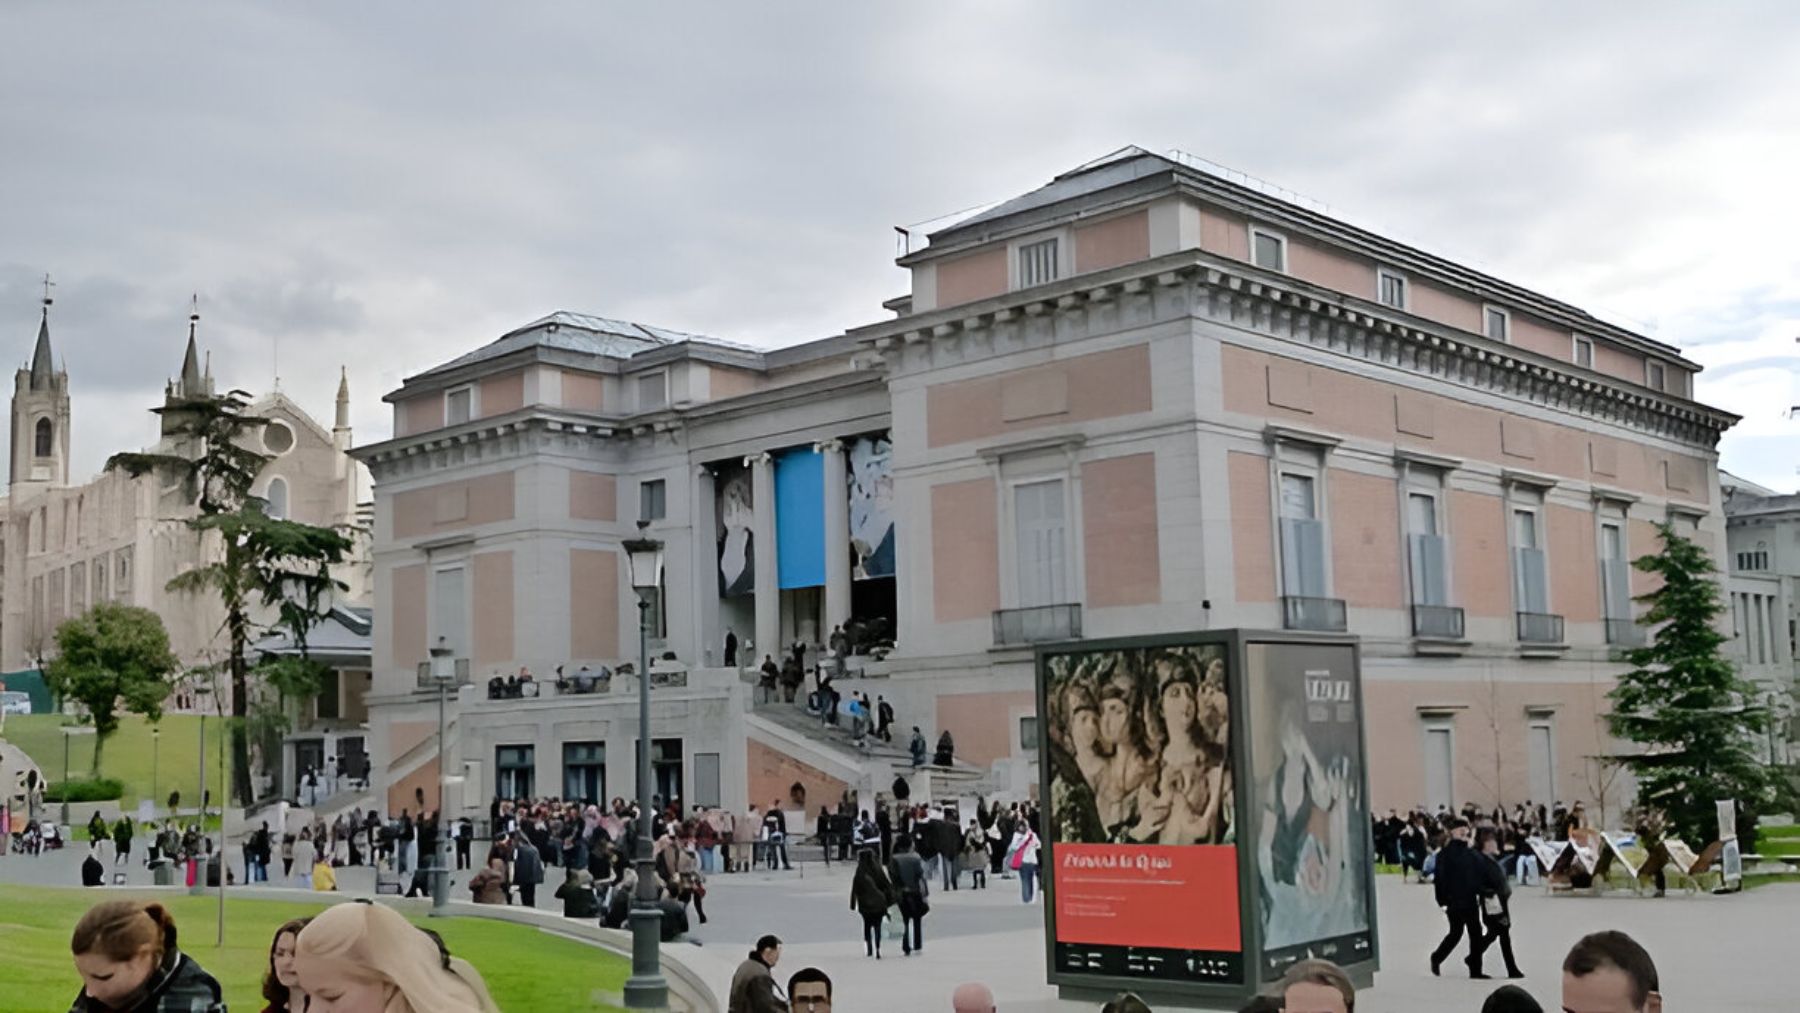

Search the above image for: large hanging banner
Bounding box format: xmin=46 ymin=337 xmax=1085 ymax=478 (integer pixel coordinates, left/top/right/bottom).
xmin=775 ymin=447 xmax=825 ymax=589
xmin=847 ymin=434 xmax=895 ymax=580
xmin=716 ymin=462 xmax=755 ymax=598
xmin=1042 ymin=640 xmax=1242 ymax=987
xmin=1246 ymin=641 xmax=1373 ymax=976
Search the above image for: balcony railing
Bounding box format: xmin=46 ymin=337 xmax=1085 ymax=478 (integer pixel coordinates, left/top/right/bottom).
xmin=993 ymin=603 xmax=1083 ymax=647
xmin=1605 ymin=618 xmax=1645 ymax=647
xmin=1283 ymin=595 xmax=1347 ymax=633
xmin=1516 ymin=611 xmax=1566 ymax=645
xmin=1411 ymin=604 xmax=1466 ymax=639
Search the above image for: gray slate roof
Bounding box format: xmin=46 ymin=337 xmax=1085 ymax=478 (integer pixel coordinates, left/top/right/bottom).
xmin=416 ymin=311 xmax=752 ymax=380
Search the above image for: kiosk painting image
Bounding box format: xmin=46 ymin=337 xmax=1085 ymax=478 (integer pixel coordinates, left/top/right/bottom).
xmin=1247 ymin=641 xmax=1372 ymax=968
xmin=716 ymin=465 xmax=755 ymax=597
xmin=1043 ymin=640 xmax=1243 ymax=987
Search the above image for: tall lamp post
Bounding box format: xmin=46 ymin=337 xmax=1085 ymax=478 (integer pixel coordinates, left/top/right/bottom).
xmin=428 ymin=639 xmax=456 ymax=915
xmin=190 ymin=682 xmax=214 ymax=900
xmin=621 ymin=520 xmax=668 ymax=1010
xmin=59 ymin=726 xmax=94 ymax=827
xmin=151 ymin=725 xmax=161 ymax=816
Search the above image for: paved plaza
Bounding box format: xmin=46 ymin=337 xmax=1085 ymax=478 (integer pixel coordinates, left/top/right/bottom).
xmin=4 ymin=841 xmax=1793 ymax=1011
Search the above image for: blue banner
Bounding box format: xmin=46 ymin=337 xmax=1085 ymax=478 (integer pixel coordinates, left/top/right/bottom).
xmin=775 ymin=447 xmax=826 ymax=589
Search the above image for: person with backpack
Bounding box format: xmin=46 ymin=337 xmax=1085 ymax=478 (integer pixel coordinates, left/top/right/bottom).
xmin=1009 ymin=818 xmax=1041 ymax=903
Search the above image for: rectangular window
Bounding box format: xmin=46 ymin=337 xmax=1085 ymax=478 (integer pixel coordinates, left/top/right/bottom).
xmin=1573 ymin=335 xmax=1595 ymax=369
xmin=1406 ymin=492 xmax=1448 ymax=606
xmin=432 ymin=568 xmax=468 ymax=659
xmin=562 ymin=741 xmax=605 ymax=804
xmin=1018 ymin=238 xmax=1060 ymax=288
xmin=1014 ymin=478 xmax=1069 ymax=608
xmin=1736 ymin=551 xmax=1769 ymax=571
xmin=641 ymin=575 xmax=669 ymax=641
xmin=445 ymin=387 xmax=473 ymax=425
xmin=639 ymin=479 xmax=666 ymax=522
xmin=1646 ymin=361 xmax=1666 ymax=392
xmin=1423 ymin=722 xmax=1455 ymax=812
xmin=1278 ymin=472 xmax=1327 ymax=598
xmin=636 ymin=738 xmax=684 ymax=807
xmin=1512 ymin=508 xmax=1549 ymax=614
xmin=317 ymin=670 xmax=341 ymax=721
xmin=1600 ymin=522 xmax=1630 ymax=621
xmin=1484 ymin=306 xmax=1510 ymax=343
xmin=1527 ymin=721 xmax=1555 ymax=805
xmin=496 ymin=745 xmax=536 ymax=799
xmin=1020 ymin=716 xmax=1040 ymax=753
xmin=1378 ymin=269 xmax=1408 ymax=309
xmin=1250 ymin=227 xmax=1287 ymax=272
xmin=693 ymin=752 xmax=722 ymax=808
xmin=638 ymin=372 xmax=668 ymax=412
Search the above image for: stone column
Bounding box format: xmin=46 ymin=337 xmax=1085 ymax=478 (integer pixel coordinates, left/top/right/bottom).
xmin=692 ymin=466 xmax=721 ymax=666
xmin=749 ymin=453 xmax=779 ymax=662
xmin=819 ymin=439 xmax=852 ymax=634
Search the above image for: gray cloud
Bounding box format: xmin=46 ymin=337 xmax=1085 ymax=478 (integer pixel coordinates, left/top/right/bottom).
xmin=3 ymin=2 xmax=1799 ymax=485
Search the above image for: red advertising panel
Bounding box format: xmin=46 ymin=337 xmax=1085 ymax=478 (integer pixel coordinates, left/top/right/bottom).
xmin=1043 ymin=642 xmax=1243 ymax=985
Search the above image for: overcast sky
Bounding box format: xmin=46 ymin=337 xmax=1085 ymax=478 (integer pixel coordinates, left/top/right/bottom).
xmin=3 ymin=3 xmax=1796 ymax=491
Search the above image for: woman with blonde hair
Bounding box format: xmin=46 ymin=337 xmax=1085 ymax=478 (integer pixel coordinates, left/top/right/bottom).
xmin=295 ymin=901 xmax=499 ymax=1013
xmin=68 ymin=899 xmax=225 ymax=1012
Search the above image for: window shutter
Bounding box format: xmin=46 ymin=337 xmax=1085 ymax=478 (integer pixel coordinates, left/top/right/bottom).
xmin=1411 ymin=533 xmax=1447 ymax=606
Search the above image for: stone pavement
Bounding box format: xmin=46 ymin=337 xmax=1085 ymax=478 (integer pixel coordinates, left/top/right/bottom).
xmin=6 ymin=843 xmax=1794 ymax=1011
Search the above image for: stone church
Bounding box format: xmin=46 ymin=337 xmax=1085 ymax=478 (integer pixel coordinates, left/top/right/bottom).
xmin=0 ymin=297 xmax=371 ymax=700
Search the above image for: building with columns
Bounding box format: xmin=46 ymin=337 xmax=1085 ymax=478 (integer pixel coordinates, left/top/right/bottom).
xmin=357 ymin=147 xmax=1739 ymax=826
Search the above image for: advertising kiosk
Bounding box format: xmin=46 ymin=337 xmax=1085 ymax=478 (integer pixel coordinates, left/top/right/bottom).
xmin=1036 ymin=630 xmax=1379 ymax=1009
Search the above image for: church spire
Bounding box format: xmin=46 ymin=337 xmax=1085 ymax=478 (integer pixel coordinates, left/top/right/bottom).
xmin=29 ymin=274 xmax=55 ymax=391
xmin=178 ymin=295 xmax=202 ymax=396
xmin=335 ymin=366 xmax=350 ymax=430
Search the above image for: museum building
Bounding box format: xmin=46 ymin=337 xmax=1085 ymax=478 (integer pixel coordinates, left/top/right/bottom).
xmin=353 ymin=147 xmax=1737 ymax=824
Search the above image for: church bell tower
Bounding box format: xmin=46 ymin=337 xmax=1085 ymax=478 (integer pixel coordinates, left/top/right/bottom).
xmin=11 ymin=280 xmax=71 ymax=489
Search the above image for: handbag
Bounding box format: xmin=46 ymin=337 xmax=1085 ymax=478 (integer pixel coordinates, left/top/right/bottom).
xmin=1481 ymin=893 xmax=1508 ymax=926
xmin=1009 ymin=833 xmax=1034 ymax=871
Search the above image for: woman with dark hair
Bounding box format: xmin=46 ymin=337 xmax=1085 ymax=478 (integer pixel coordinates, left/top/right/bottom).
xmin=1136 ymin=653 xmax=1228 ymax=845
xmin=1094 ymin=666 xmax=1154 ymax=833
xmin=886 ymin=833 xmax=929 ymax=956
xmin=262 ymin=917 xmax=313 ymax=1012
xmin=849 ymin=848 xmax=897 ymax=958
xmin=68 ymin=899 xmax=224 ymax=1012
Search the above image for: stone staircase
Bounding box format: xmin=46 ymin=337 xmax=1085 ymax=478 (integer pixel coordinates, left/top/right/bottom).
xmin=746 ymin=696 xmax=987 ymax=798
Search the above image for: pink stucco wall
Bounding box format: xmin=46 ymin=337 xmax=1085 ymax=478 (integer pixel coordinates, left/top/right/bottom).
xmin=472 ymin=550 xmax=515 ymax=664
xmin=1407 ymin=281 xmax=1484 ymax=333
xmin=1287 ymin=238 xmax=1376 ymax=296
xmin=936 ymin=690 xmax=1036 ymax=769
xmin=1509 ymin=313 xmax=1572 ymax=362
xmin=1228 ymin=451 xmax=1276 ymax=603
xmin=1073 ymin=209 xmax=1151 ymax=275
xmin=931 ymin=479 xmax=999 ymax=622
xmin=396 ymin=395 xmax=443 ymax=438
xmin=1451 ymin=490 xmax=1510 ymax=619
xmin=1329 ymin=469 xmax=1403 ymax=609
xmin=927 ymin=344 xmax=1153 ymax=448
xmin=1547 ymin=505 xmax=1600 ymax=623
xmin=388 ymin=756 xmax=441 ymax=817
xmin=562 ymin=369 xmax=605 ymax=411
xmin=569 ymin=548 xmax=620 ymax=660
xmin=747 ymin=739 xmax=847 ymax=816
xmin=1218 ymin=345 xmax=1709 ymax=503
xmin=393 ymin=471 xmax=517 ymax=540
xmin=1081 ymin=453 xmax=1161 ymax=608
xmin=1197 ymin=205 xmax=1251 ymax=261
xmin=709 ymin=366 xmax=763 ymax=400
xmin=935 ymin=246 xmax=1009 ymax=308
xmin=479 ymin=370 xmax=526 ymax=418
xmin=569 ymin=471 xmax=618 ymax=522
xmin=389 ymin=564 xmax=426 ymax=668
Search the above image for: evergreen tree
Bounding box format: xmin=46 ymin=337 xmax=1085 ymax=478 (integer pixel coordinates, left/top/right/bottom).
xmin=44 ymin=603 xmax=180 ymax=776
xmin=109 ymin=391 xmax=355 ymax=806
xmin=1609 ymin=522 xmax=1783 ymax=850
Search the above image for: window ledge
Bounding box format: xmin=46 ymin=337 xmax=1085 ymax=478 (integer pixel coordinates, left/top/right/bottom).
xmin=1412 ymin=637 xmax=1472 ymax=657
xmin=1518 ymin=643 xmax=1571 ymax=659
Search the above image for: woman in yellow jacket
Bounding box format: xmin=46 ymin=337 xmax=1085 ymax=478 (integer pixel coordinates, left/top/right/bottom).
xmin=311 ymin=855 xmax=338 ymax=892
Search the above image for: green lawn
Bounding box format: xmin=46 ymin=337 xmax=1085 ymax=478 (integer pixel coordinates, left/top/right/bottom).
xmin=2 ymin=714 xmax=218 ymax=810
xmin=0 ymin=885 xmax=628 ymax=1011
xmin=1759 ymin=824 xmax=1800 ymax=858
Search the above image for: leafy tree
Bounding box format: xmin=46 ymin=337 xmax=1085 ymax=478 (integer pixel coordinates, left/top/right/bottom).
xmin=1609 ymin=522 xmax=1786 ymax=850
xmin=109 ymin=390 xmax=355 ymax=806
xmin=43 ymin=603 xmax=180 ymax=775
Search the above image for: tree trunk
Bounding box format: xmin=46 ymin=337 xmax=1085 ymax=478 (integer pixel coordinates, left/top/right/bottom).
xmin=90 ymin=730 xmax=107 ymax=779
xmin=229 ymin=604 xmax=255 ymax=808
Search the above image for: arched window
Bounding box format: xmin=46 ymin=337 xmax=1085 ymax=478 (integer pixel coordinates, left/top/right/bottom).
xmin=33 ymin=417 xmax=52 ymax=458
xmin=266 ymin=477 xmax=289 ymax=520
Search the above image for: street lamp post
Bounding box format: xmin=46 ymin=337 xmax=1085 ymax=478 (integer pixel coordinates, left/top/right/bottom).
xmin=428 ymin=640 xmax=456 ymax=915
xmin=621 ymin=520 xmax=668 ymax=1010
xmin=151 ymin=725 xmax=160 ymax=817
xmin=191 ymin=683 xmax=211 ymax=899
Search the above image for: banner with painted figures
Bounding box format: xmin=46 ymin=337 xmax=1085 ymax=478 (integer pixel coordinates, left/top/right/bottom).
xmin=847 ymin=434 xmax=895 ymax=580
xmin=716 ymin=462 xmax=755 ymax=597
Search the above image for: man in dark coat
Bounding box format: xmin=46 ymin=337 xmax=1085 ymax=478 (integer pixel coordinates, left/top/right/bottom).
xmin=1430 ymin=818 xmax=1493 ymax=977
xmin=728 ymin=934 xmax=787 ymax=1013
xmin=512 ymin=833 xmax=546 ymax=908
xmin=724 ymin=628 xmax=739 ymax=667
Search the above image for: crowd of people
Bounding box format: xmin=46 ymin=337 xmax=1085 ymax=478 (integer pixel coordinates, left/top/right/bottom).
xmin=1372 ymin=799 xmax=1587 ymax=887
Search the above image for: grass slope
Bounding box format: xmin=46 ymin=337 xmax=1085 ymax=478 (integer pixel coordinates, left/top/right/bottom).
xmin=2 ymin=714 xmax=218 ymax=809
xmin=0 ymin=885 xmax=627 ymax=1011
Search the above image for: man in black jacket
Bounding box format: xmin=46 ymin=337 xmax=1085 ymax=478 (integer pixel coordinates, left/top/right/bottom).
xmin=1431 ymin=818 xmax=1493 ymax=977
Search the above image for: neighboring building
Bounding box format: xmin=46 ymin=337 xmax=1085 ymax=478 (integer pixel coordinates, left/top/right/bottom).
xmin=1723 ymin=474 xmax=1800 ymax=766
xmin=0 ymin=299 xmax=374 ymax=789
xmin=355 ymin=147 xmax=1739 ymax=824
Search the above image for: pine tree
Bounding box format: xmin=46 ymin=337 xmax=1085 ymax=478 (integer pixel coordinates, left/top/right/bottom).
xmin=1609 ymin=522 xmax=1783 ymax=851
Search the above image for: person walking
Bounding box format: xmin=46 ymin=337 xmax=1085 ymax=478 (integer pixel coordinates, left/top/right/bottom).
xmin=887 ymin=833 xmax=929 ymax=956
xmin=728 ymin=934 xmax=787 ymax=1013
xmin=876 ymin=695 xmax=894 ymax=743
xmin=1478 ymin=832 xmax=1524 ymax=979
xmin=724 ymin=628 xmax=740 ymax=668
xmin=1430 ymin=817 xmax=1492 ymax=978
xmin=512 ymin=832 xmax=544 ymax=908
xmin=763 ymin=801 xmax=792 ymax=871
xmin=111 ymin=816 xmax=134 ymax=868
xmin=1010 ymin=819 xmax=1042 ymax=903
xmin=849 ymin=849 xmax=896 ymax=959
xmin=68 ymin=900 xmax=226 ymax=1012
xmin=962 ymin=819 xmax=988 ymax=889
xmin=291 ymin=830 xmax=316 ymax=891
xmin=909 ymin=727 xmax=927 ymax=768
